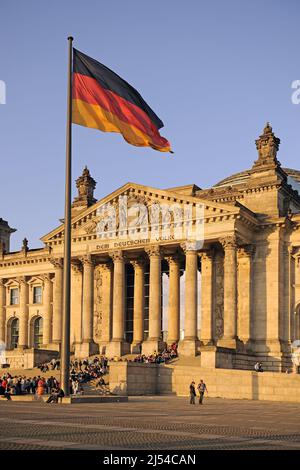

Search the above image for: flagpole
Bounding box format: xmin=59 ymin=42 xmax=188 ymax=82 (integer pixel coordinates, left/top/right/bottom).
xmin=60 ymin=36 xmax=73 ymax=397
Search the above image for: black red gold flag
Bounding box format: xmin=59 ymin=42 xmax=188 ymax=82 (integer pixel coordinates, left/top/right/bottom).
xmin=72 ymin=49 xmax=171 ymax=152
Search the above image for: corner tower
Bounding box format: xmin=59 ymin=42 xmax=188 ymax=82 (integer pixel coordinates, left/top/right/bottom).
xmin=246 ymin=123 xmax=300 ymax=216
xmin=71 ymin=166 xmax=97 ymax=217
xmin=0 ymin=218 xmax=16 ymax=254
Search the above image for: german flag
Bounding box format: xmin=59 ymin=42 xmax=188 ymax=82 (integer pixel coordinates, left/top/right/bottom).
xmin=72 ymin=49 xmax=171 ymax=152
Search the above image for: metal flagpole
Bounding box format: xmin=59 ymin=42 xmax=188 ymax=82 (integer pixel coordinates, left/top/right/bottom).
xmin=60 ymin=36 xmax=73 ymax=396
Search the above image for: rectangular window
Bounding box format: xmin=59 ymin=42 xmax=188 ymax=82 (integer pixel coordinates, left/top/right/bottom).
xmin=33 ymin=286 xmax=42 ymax=304
xmin=10 ymin=288 xmax=19 ymax=305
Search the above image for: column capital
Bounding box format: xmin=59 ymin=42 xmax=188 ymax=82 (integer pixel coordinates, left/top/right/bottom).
xmin=180 ymin=241 xmax=199 ymax=254
xmin=198 ymin=249 xmax=214 ymax=261
xmin=130 ymin=257 xmax=146 ymax=269
xmin=145 ymin=245 xmax=162 ymax=258
xmin=109 ymin=250 xmax=125 ymax=262
xmin=49 ymin=257 xmax=63 ymax=269
xmin=165 ymin=252 xmax=182 ymax=266
xmin=237 ymin=244 xmax=256 ymax=259
xmin=80 ymin=254 xmax=95 ymax=267
xmin=0 ymin=278 xmax=5 ymax=288
xmin=71 ymin=258 xmax=83 ymax=273
xmin=219 ymin=235 xmax=239 ymax=250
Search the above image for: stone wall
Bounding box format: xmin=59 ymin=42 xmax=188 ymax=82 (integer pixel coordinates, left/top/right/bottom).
xmin=109 ymin=362 xmax=300 ymax=403
xmin=4 ymin=348 xmax=58 ymax=369
xmin=109 ymin=362 xmax=158 ymax=395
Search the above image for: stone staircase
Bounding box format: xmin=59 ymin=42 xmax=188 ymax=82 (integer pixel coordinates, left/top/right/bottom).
xmin=1 ymin=366 xmax=111 ymax=396
xmin=80 ymin=375 xmax=111 ymax=396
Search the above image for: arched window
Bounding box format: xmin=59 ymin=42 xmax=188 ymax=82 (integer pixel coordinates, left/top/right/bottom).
xmin=33 ymin=317 xmax=43 ymax=349
xmin=11 ymin=318 xmax=19 ymax=349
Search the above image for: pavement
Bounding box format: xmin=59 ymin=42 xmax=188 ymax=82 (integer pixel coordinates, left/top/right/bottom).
xmin=0 ymin=395 xmax=300 ymax=450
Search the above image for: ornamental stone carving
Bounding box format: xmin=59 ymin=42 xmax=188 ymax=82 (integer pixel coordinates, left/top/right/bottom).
xmin=80 ymin=254 xmax=95 ymax=267
xmin=49 ymin=258 xmax=63 ymax=269
xmin=130 ymin=257 xmax=146 ymax=269
xmin=219 ymin=235 xmax=238 ymax=250
xmin=237 ymin=244 xmax=256 ymax=259
xmin=180 ymin=241 xmax=198 ymax=254
xmin=71 ymin=259 xmax=83 ymax=274
xmin=108 ymin=250 xmax=124 ymax=262
xmin=145 ymin=245 xmax=162 ymax=258
xmin=17 ymin=276 xmax=28 ymax=286
xmin=214 ymin=251 xmax=224 ymax=339
xmin=198 ymin=249 xmax=214 ymax=262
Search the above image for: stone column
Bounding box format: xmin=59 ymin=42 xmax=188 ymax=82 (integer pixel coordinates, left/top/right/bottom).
xmin=166 ymin=254 xmax=181 ymax=345
xmin=199 ymin=250 xmax=214 ymax=346
xmin=265 ymin=231 xmax=282 ymax=359
xmin=71 ymin=260 xmax=83 ymax=352
xmin=18 ymin=276 xmax=29 ymax=349
xmin=178 ymin=243 xmax=199 ymax=356
xmin=0 ymin=279 xmax=6 ymax=344
xmin=237 ymin=245 xmax=255 ymax=349
xmin=107 ymin=251 xmax=130 ymax=357
xmin=131 ymin=259 xmax=145 ymax=353
xmin=50 ymin=258 xmax=63 ymax=349
xmin=218 ymin=236 xmax=238 ymax=349
xmin=142 ymin=245 xmax=164 ymax=355
xmin=98 ymin=263 xmax=113 ymax=354
xmin=80 ymin=255 xmax=98 ymax=356
xmin=42 ymin=274 xmax=52 ymax=347
xmin=290 ymin=249 xmax=300 ymax=343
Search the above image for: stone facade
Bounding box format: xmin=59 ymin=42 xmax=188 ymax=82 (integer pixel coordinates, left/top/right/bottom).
xmin=1 ymin=124 xmax=300 ymax=371
xmin=109 ymin=361 xmax=300 ymax=403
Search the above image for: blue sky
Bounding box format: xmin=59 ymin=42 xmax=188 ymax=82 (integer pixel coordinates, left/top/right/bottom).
xmin=1 ymin=0 xmax=300 ymax=251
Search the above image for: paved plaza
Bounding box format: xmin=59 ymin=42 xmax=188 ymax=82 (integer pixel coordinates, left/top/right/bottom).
xmin=0 ymin=396 xmax=300 ymax=450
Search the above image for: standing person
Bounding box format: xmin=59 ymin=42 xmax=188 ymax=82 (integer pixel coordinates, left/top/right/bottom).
xmin=197 ymin=379 xmax=208 ymax=405
xmin=37 ymin=377 xmax=45 ymax=397
xmin=189 ymin=381 xmax=196 ymax=405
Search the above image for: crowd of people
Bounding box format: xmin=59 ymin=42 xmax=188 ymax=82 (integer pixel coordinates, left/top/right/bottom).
xmin=0 ymin=355 xmax=109 ymax=401
xmin=0 ymin=374 xmax=60 ymax=400
xmin=133 ymin=343 xmax=178 ymax=364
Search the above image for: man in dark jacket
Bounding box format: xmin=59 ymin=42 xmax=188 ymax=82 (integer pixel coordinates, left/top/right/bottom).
xmin=197 ymin=379 xmax=208 ymax=404
xmin=189 ymin=381 xmax=196 ymax=404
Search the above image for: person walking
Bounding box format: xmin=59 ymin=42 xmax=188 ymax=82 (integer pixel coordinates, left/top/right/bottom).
xmin=189 ymin=381 xmax=196 ymax=404
xmin=197 ymin=379 xmax=208 ymax=405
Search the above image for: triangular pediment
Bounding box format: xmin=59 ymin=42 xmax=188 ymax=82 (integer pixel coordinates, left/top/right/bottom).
xmin=41 ymin=182 xmax=241 ymax=245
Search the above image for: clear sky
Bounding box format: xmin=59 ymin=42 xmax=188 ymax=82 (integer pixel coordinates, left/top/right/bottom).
xmin=1 ymin=0 xmax=300 ymax=251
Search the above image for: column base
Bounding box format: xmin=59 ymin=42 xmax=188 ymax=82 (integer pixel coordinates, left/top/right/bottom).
xmin=47 ymin=342 xmax=61 ymax=352
xmin=200 ymin=345 xmax=235 ymax=369
xmin=131 ymin=342 xmax=142 ymax=354
xmin=178 ymin=338 xmax=198 ymax=357
xmin=217 ymin=338 xmax=237 ymax=350
xmin=266 ymin=339 xmax=283 ymax=355
xmin=106 ymin=340 xmax=131 ymax=358
xmin=75 ymin=341 xmax=99 ymax=359
xmin=200 ymin=345 xmax=217 ymax=368
xmin=142 ymin=339 xmax=165 ymax=356
xmin=200 ymin=339 xmax=215 ymax=347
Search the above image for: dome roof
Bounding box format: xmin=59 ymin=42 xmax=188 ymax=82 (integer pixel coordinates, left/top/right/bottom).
xmin=214 ymin=167 xmax=300 ymax=188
